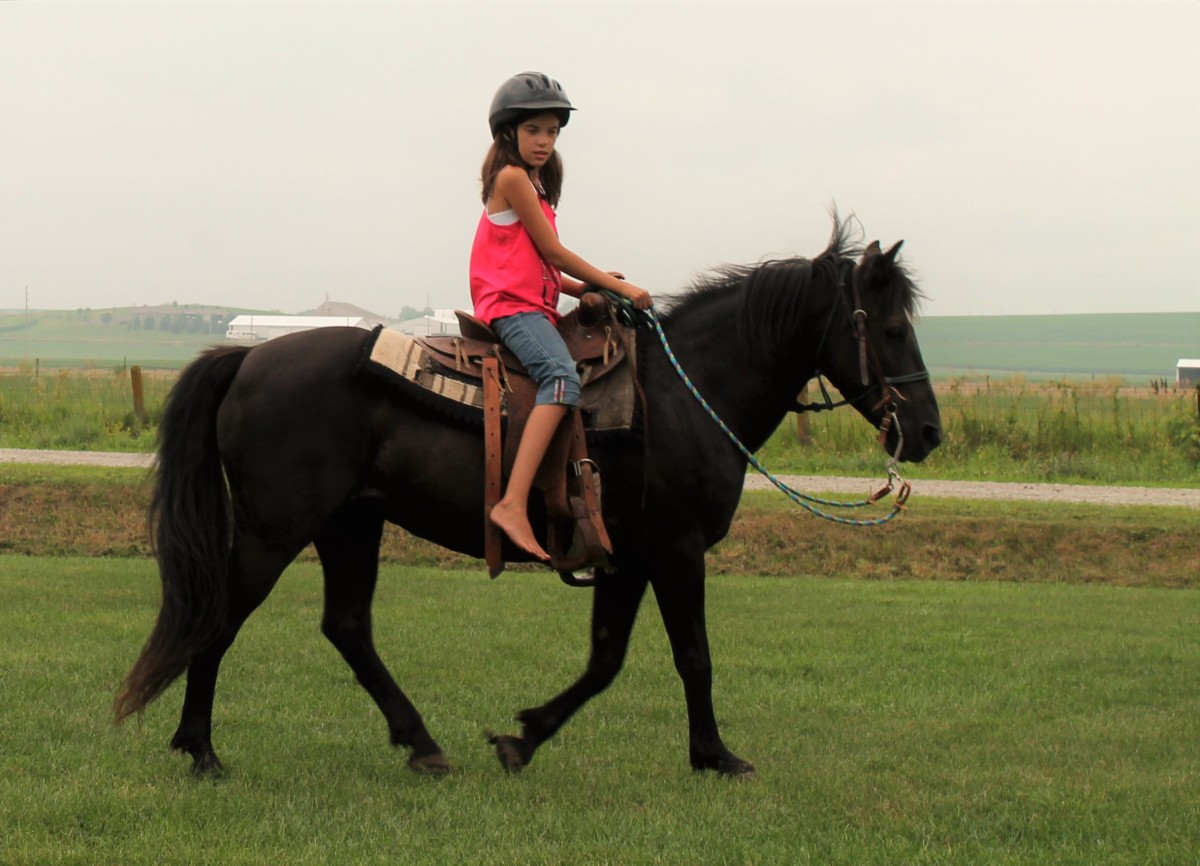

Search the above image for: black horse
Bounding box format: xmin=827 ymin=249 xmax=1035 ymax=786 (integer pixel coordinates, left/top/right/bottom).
xmin=115 ymin=218 xmax=942 ymax=777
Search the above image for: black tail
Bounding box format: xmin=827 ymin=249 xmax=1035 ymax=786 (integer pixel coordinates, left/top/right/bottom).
xmin=114 ymin=345 xmax=250 ymax=723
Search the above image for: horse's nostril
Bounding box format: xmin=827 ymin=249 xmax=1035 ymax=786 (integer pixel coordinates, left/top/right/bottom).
xmin=924 ymin=424 xmax=943 ymax=448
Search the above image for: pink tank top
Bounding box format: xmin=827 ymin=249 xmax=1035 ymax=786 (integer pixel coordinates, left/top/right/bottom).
xmin=469 ymin=197 xmax=563 ymax=325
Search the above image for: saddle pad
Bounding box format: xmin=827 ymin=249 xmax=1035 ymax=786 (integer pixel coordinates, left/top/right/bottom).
xmin=364 ymin=326 xmax=488 ymax=412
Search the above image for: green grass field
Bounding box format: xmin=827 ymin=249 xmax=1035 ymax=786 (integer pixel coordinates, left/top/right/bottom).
xmin=1 ymin=556 xmax=1197 ymax=866
xmin=759 ymin=377 xmax=1200 ymax=486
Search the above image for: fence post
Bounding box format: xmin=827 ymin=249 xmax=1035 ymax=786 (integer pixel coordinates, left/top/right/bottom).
xmin=795 ymin=384 xmax=811 ymax=445
xmin=130 ymin=365 xmax=147 ymax=425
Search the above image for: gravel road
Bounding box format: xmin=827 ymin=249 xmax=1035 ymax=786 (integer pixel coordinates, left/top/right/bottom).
xmin=4 ymin=448 xmax=1197 ymax=509
xmin=743 ymin=474 xmax=1200 ymax=509
xmin=1 ymin=449 xmax=157 ymax=469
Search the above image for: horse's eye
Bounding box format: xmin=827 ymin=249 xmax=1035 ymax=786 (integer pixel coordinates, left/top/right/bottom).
xmin=884 ymin=325 xmax=906 ymax=340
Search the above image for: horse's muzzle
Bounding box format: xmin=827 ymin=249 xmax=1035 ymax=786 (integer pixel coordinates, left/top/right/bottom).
xmin=905 ymin=421 xmax=943 ymax=463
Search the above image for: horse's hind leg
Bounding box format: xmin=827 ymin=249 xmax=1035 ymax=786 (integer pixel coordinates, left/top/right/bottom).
xmin=314 ymin=500 xmax=449 ymax=775
xmin=170 ymin=534 xmax=298 ymax=776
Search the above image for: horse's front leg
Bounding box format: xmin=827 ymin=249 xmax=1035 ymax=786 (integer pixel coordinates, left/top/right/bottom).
xmin=491 ymin=568 xmax=648 ymax=772
xmin=651 ymin=555 xmax=755 ymax=777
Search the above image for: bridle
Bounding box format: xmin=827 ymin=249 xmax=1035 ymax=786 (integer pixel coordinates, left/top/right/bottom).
xmin=599 ymin=261 xmax=929 ymax=525
xmin=792 ymin=260 xmax=930 ymax=462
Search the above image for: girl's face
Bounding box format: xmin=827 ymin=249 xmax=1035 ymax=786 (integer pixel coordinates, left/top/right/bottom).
xmin=515 ymin=113 xmax=561 ymax=170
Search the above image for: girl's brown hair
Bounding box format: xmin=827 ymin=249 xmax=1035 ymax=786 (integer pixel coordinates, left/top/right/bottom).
xmin=480 ymin=118 xmax=563 ymax=208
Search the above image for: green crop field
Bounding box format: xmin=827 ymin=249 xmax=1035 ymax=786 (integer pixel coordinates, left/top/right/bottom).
xmin=0 ymin=306 xmax=258 ymax=369
xmin=1 ymin=307 xmax=1197 ymax=379
xmin=915 ymin=312 xmax=1199 ymax=381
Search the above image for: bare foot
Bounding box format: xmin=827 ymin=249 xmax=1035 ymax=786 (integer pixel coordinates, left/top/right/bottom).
xmin=489 ymin=500 xmax=550 ymax=560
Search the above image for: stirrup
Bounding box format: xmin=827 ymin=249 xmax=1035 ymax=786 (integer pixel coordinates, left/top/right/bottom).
xmin=558 ymin=569 xmax=597 ymax=588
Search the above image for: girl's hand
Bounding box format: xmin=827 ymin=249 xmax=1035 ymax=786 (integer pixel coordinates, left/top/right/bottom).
xmin=620 ymin=284 xmax=653 ymax=310
xmin=604 ymin=270 xmax=651 ymax=310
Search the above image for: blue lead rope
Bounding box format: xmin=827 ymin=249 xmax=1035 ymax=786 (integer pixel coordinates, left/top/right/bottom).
xmin=603 ymin=291 xmax=910 ymax=526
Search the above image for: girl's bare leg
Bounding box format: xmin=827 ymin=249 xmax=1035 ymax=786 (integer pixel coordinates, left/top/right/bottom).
xmin=490 ymin=403 xmax=568 ymax=560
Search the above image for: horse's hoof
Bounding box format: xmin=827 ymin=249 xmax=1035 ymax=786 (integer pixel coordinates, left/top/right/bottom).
xmin=489 ymin=734 xmax=530 ymax=773
xmin=190 ymin=750 xmax=225 ymax=778
xmin=719 ymin=757 xmax=756 ymax=778
xmin=692 ymin=752 xmax=756 ymax=778
xmin=408 ymin=751 xmax=452 ymax=776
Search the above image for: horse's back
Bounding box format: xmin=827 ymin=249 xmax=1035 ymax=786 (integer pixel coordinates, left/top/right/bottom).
xmin=232 ymin=326 xmax=371 ymax=389
xmin=215 ymin=326 xmax=487 ymax=555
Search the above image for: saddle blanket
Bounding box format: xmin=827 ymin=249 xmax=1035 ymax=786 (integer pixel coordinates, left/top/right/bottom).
xmin=364 ymin=326 xmax=487 ymax=411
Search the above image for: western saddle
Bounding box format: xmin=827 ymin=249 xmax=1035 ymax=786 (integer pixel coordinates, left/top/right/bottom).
xmin=414 ymin=292 xmax=637 ymax=583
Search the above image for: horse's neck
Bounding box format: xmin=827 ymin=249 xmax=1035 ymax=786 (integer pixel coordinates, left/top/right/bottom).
xmin=659 ymin=295 xmax=816 ymax=454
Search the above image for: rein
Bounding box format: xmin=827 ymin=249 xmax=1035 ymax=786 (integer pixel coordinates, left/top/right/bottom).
xmin=601 ymin=287 xmax=921 ymax=526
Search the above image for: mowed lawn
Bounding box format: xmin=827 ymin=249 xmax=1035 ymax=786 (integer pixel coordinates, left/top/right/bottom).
xmin=1 ymin=556 xmax=1197 ymax=866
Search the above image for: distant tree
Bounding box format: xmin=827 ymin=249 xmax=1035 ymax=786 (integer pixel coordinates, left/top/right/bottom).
xmin=101 ymin=312 xmax=112 ymax=324
xmin=399 ymin=305 xmax=432 ymax=321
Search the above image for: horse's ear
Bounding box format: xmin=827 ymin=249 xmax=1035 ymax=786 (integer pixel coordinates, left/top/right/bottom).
xmin=883 ymin=240 xmax=904 ymax=266
xmin=854 ymin=239 xmax=900 ymax=294
xmin=855 ymin=241 xmax=882 ymax=288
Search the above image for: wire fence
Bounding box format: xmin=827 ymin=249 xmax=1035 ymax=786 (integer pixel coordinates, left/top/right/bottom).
xmin=0 ymin=366 xmax=175 ymax=452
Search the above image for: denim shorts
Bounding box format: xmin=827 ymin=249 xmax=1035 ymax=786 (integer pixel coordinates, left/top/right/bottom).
xmin=492 ymin=311 xmax=581 ymax=407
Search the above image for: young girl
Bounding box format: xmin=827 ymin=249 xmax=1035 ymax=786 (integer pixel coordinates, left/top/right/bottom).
xmin=470 ymin=71 xmax=653 ymax=562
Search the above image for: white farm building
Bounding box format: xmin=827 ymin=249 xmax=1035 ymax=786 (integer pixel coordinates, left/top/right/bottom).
xmin=394 ymin=309 xmax=461 ymax=337
xmin=225 ymin=315 xmax=372 ymax=342
xmin=1178 ymin=359 xmax=1200 ymax=388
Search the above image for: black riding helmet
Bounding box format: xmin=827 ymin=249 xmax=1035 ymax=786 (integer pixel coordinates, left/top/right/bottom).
xmin=488 ymin=71 xmax=575 ymax=138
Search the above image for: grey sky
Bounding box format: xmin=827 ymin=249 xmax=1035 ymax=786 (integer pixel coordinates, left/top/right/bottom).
xmin=2 ymin=0 xmax=1197 ymax=318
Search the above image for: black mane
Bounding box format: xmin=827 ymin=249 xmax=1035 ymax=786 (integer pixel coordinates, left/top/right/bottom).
xmin=659 ymin=216 xmax=922 ymax=356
